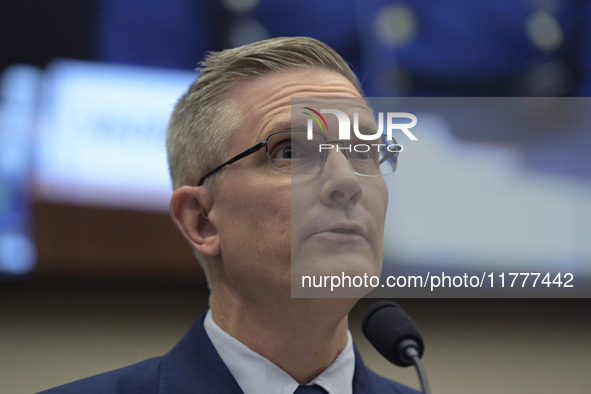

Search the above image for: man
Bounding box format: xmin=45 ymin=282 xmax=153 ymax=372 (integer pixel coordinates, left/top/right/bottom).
xmin=40 ymin=37 xmax=418 ymax=394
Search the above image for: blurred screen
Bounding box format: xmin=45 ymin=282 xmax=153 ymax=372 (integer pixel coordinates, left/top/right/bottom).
xmin=34 ymin=60 xmax=196 ymax=210
xmin=384 ymin=110 xmax=591 ymax=273
xmin=377 ymin=98 xmax=591 ymax=296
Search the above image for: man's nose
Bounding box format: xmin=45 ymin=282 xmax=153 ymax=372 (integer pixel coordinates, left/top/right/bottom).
xmin=318 ymin=148 xmax=362 ymax=207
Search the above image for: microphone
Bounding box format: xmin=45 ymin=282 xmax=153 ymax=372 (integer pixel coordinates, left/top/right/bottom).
xmin=362 ymin=300 xmax=431 ymax=394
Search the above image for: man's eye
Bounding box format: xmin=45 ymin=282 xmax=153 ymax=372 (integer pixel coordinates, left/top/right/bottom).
xmin=270 ymin=141 xmax=296 ymax=159
xmin=352 ymin=151 xmax=370 ymax=160
xmin=274 ymin=145 xmax=293 ymax=159
xmin=350 ymin=148 xmax=379 ymax=162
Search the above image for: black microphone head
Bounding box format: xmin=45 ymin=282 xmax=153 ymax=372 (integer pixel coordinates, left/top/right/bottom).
xmin=362 ymin=300 xmax=424 ymax=367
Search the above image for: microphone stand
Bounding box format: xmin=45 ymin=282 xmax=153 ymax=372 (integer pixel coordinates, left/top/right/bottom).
xmin=402 ymin=341 xmax=431 ymax=394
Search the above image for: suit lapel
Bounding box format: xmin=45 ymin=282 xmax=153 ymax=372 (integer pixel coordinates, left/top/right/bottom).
xmin=158 ymin=313 xmax=244 ymax=394
xmin=352 ymin=345 xmax=372 ymax=394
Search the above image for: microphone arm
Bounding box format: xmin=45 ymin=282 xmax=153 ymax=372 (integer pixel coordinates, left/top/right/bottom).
xmin=401 ymin=339 xmax=431 ymax=394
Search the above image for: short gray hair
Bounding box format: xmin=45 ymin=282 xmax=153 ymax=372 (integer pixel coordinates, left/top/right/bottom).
xmin=166 ymin=36 xmax=362 ymax=190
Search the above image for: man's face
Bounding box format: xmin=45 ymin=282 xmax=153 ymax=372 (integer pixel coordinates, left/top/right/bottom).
xmin=208 ymin=68 xmax=388 ymax=299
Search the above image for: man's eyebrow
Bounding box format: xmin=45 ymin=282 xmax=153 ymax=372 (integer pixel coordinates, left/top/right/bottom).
xmin=270 ymin=122 xmax=295 ymax=133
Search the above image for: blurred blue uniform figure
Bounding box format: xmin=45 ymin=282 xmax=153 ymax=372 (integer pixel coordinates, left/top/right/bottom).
xmin=95 ymin=0 xmax=591 ymax=96
xmin=356 ymin=0 xmax=591 ymax=96
xmin=94 ymin=0 xmax=361 ymax=76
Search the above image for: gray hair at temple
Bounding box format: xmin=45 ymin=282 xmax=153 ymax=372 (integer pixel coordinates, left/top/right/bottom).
xmin=166 ymin=36 xmax=362 ymax=190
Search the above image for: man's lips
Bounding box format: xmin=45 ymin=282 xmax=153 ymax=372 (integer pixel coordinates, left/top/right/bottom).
xmin=310 ymin=222 xmax=367 ymax=240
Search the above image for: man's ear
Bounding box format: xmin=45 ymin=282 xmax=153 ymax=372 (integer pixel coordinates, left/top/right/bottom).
xmin=169 ymin=185 xmax=220 ymax=257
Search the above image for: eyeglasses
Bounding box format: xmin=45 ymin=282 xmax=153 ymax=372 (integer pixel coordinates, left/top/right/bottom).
xmin=197 ymin=130 xmax=399 ymax=186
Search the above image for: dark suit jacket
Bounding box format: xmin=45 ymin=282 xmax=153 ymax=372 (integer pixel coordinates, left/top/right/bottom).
xmin=39 ymin=313 xmax=419 ymax=393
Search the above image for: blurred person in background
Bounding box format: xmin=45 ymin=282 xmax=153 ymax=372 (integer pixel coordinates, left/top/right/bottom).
xmin=96 ymin=0 xmax=591 ymax=97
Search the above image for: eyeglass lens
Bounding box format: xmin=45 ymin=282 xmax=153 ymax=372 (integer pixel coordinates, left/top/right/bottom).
xmin=266 ymin=131 xmax=397 ymax=176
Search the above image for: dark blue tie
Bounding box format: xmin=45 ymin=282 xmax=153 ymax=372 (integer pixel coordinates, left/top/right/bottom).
xmin=294 ymin=384 xmax=328 ymax=393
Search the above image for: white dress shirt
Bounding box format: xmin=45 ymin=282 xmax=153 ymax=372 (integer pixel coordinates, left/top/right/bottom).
xmin=204 ymin=310 xmax=355 ymax=394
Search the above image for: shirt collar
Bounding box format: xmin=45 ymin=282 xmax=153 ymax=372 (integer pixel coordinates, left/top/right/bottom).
xmin=204 ymin=310 xmax=354 ymax=394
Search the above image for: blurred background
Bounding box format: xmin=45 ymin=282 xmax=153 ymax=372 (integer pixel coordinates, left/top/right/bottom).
xmin=1 ymin=0 xmax=590 ymax=393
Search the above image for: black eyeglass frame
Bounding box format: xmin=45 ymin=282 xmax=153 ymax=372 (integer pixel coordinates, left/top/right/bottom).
xmin=197 ymin=130 xmax=398 ymax=186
